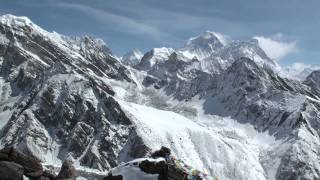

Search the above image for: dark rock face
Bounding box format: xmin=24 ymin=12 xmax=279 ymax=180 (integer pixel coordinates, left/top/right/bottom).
xmin=0 ymin=148 xmax=102 ymax=179
xmin=57 ymin=160 xmax=77 ymax=180
xmin=167 ymin=163 xmax=194 ymax=180
xmin=151 ymin=146 xmax=171 ymax=159
xmin=121 ymin=130 xmax=150 ymax=160
xmin=304 ymin=70 xmax=320 ymax=91
xmin=42 ymin=169 xmax=57 ymax=179
xmin=139 ymin=160 xmax=168 ymax=180
xmin=68 ymin=122 xmax=95 ymax=158
xmin=0 ymin=161 xmax=24 ymax=180
xmin=0 ymin=147 xmax=43 ymax=178
xmin=0 ymin=148 xmax=59 ymax=179
xmin=104 ymin=174 xmax=123 ymax=180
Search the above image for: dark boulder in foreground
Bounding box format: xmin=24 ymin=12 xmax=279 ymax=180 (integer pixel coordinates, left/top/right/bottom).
xmin=0 ymin=147 xmax=43 ymax=178
xmin=105 ymin=147 xmax=205 ymax=180
xmin=104 ymin=174 xmax=123 ymax=180
xmin=139 ymin=160 xmax=168 ymax=180
xmin=0 ymin=147 xmax=77 ymax=180
xmin=0 ymin=161 xmax=24 ymax=180
xmin=57 ymin=160 xmax=77 ymax=180
xmin=151 ymin=146 xmax=171 ymax=159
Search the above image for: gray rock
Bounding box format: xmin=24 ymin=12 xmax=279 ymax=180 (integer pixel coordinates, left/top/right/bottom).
xmin=104 ymin=174 xmax=123 ymax=180
xmin=0 ymin=161 xmax=24 ymax=180
xmin=0 ymin=147 xmax=43 ymax=178
xmin=57 ymin=160 xmax=77 ymax=180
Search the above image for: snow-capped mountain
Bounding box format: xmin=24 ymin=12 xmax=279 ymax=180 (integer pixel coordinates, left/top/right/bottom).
xmin=0 ymin=14 xmax=320 ymax=180
xmin=179 ymin=31 xmax=226 ymax=60
xmin=136 ymin=47 xmax=175 ymax=70
xmin=0 ymin=14 xmax=139 ymax=171
xmin=135 ymin=32 xmax=280 ymax=76
xmin=121 ymin=49 xmax=143 ymax=66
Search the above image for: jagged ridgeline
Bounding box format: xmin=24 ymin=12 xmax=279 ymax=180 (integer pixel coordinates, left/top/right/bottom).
xmin=0 ymin=14 xmax=320 ymax=180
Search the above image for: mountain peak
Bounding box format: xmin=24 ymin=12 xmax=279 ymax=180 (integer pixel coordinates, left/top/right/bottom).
xmin=0 ymin=14 xmax=47 ymax=36
xmin=121 ymin=49 xmax=143 ymax=66
xmin=187 ymin=31 xmax=227 ymax=46
xmin=0 ymin=14 xmax=33 ymax=27
xmin=0 ymin=14 xmax=68 ymax=49
xmin=304 ymin=70 xmax=320 ymax=90
xmin=151 ymin=47 xmax=174 ymax=54
xmin=179 ymin=31 xmax=227 ymax=60
xmin=136 ymin=47 xmax=174 ymax=69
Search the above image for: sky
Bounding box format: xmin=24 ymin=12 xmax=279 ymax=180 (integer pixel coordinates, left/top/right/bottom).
xmin=0 ymin=0 xmax=319 ymax=67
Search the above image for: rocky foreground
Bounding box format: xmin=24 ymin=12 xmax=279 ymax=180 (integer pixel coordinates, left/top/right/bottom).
xmin=0 ymin=147 xmax=76 ymax=179
xmin=0 ymin=147 xmax=210 ymax=180
xmin=105 ymin=147 xmax=214 ymax=180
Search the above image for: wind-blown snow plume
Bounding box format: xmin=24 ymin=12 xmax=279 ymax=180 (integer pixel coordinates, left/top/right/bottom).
xmin=254 ymin=35 xmax=297 ymax=60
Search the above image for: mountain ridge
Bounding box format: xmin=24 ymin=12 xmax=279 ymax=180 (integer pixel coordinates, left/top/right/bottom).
xmin=0 ymin=14 xmax=320 ymax=180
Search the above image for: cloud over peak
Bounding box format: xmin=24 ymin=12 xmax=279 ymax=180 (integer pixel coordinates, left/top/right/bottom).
xmin=254 ymin=35 xmax=297 ymax=60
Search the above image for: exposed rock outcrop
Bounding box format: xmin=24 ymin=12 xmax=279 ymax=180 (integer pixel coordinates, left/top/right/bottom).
xmin=105 ymin=147 xmax=204 ymax=180
xmin=57 ymin=160 xmax=77 ymax=180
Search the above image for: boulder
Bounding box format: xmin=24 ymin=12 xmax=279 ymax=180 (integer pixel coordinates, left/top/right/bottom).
xmin=41 ymin=169 xmax=57 ymax=180
xmin=139 ymin=160 xmax=168 ymax=174
xmin=167 ymin=163 xmax=189 ymax=180
xmin=139 ymin=160 xmax=168 ymax=180
xmin=0 ymin=161 xmax=24 ymax=180
xmin=151 ymin=146 xmax=171 ymax=159
xmin=104 ymin=174 xmax=123 ymax=180
xmin=0 ymin=147 xmax=43 ymax=178
xmin=57 ymin=160 xmax=77 ymax=180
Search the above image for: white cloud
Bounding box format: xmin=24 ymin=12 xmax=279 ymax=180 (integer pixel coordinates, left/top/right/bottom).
xmin=288 ymin=62 xmax=314 ymax=71
xmin=281 ymin=62 xmax=320 ymax=80
xmin=253 ymin=35 xmax=297 ymax=60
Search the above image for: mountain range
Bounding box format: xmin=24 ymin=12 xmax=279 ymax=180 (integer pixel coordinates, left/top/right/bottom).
xmin=0 ymin=14 xmax=320 ymax=180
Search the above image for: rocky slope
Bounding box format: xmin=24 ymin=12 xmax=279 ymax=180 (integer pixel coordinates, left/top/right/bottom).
xmin=0 ymin=14 xmax=146 ymax=171
xmin=0 ymin=14 xmax=320 ymax=180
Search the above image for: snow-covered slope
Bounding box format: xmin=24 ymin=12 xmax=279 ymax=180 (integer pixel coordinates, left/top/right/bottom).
xmin=1 ymin=14 xmax=320 ymax=180
xmin=125 ymin=57 xmax=320 ymax=179
xmin=107 ymin=158 xmax=163 ymax=180
xmin=118 ymin=101 xmax=276 ymax=180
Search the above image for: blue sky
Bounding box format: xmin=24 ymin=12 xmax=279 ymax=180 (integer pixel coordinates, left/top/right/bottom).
xmin=0 ymin=0 xmax=319 ymax=66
